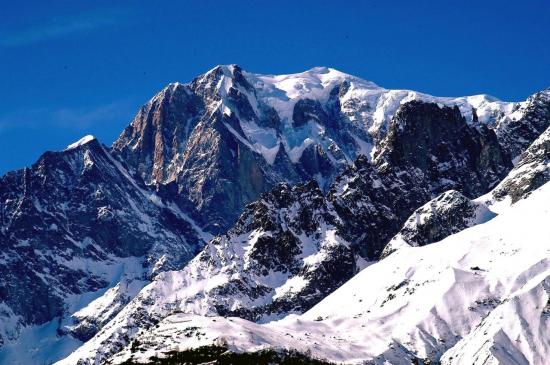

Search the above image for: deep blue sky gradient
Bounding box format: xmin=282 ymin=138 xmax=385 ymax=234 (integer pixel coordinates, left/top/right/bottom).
xmin=1 ymin=0 xmax=549 ymax=174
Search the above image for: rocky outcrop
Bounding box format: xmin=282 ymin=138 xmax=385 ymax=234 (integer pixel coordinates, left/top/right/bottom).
xmin=381 ymin=190 xmax=495 ymax=258
xmin=332 ymin=101 xmax=510 ymax=259
xmin=374 ymin=101 xmax=511 ymax=198
xmin=492 ymin=126 xmax=550 ymax=203
xmin=494 ymin=88 xmax=550 ymax=161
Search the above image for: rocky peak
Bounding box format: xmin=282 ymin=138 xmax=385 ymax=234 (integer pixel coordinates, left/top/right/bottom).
xmin=374 ymin=101 xmax=511 ymax=198
xmin=190 ymin=64 xmax=254 ymax=100
xmin=0 ymin=135 xmax=207 ymax=347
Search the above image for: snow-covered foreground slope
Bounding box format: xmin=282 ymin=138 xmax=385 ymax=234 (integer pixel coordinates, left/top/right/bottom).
xmin=73 ymin=180 xmax=550 ymax=365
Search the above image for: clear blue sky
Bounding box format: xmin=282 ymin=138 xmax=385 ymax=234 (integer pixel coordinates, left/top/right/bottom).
xmin=1 ymin=0 xmax=549 ymax=175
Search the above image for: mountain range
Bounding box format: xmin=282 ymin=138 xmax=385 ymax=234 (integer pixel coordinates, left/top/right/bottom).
xmin=0 ymin=65 xmax=548 ymax=364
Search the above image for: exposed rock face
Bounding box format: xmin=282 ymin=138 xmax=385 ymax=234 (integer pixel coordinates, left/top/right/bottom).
xmin=494 ymin=88 xmax=550 ymax=160
xmin=374 ymin=101 xmax=511 ymax=198
xmin=0 ymin=137 xmax=206 ymax=345
xmin=114 ymin=68 xmax=262 ymax=233
xmin=332 ymin=101 xmax=510 ymax=259
xmin=382 ymin=126 xmax=550 ymax=260
xmin=492 ymin=126 xmax=550 ymax=203
xmin=327 ymin=155 xmax=429 ymax=259
xmin=112 ymin=83 xmax=202 ymax=184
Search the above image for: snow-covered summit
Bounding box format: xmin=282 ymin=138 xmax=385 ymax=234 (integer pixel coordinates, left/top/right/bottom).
xmin=251 ymin=66 xmax=380 ymax=98
xmin=64 ymin=135 xmax=96 ymax=150
xmin=157 ymin=64 xmax=514 ymax=131
xmin=184 ymin=64 xmax=514 ymax=128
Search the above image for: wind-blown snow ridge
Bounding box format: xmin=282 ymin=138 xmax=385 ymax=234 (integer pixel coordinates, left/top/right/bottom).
xmin=65 ymin=135 xmax=96 ymax=150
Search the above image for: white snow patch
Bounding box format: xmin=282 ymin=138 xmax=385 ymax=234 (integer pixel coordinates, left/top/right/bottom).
xmin=65 ymin=135 xmax=95 ymax=150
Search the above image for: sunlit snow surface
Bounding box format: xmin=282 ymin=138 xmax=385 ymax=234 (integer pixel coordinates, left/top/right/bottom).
xmin=65 ymin=135 xmax=96 ymax=150
xmin=249 ymin=67 xmax=515 ymax=162
xmin=83 ymin=182 xmax=550 ymax=365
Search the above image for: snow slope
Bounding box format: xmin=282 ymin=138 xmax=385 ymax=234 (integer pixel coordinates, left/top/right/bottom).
xmin=87 ymin=180 xmax=550 ymax=365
